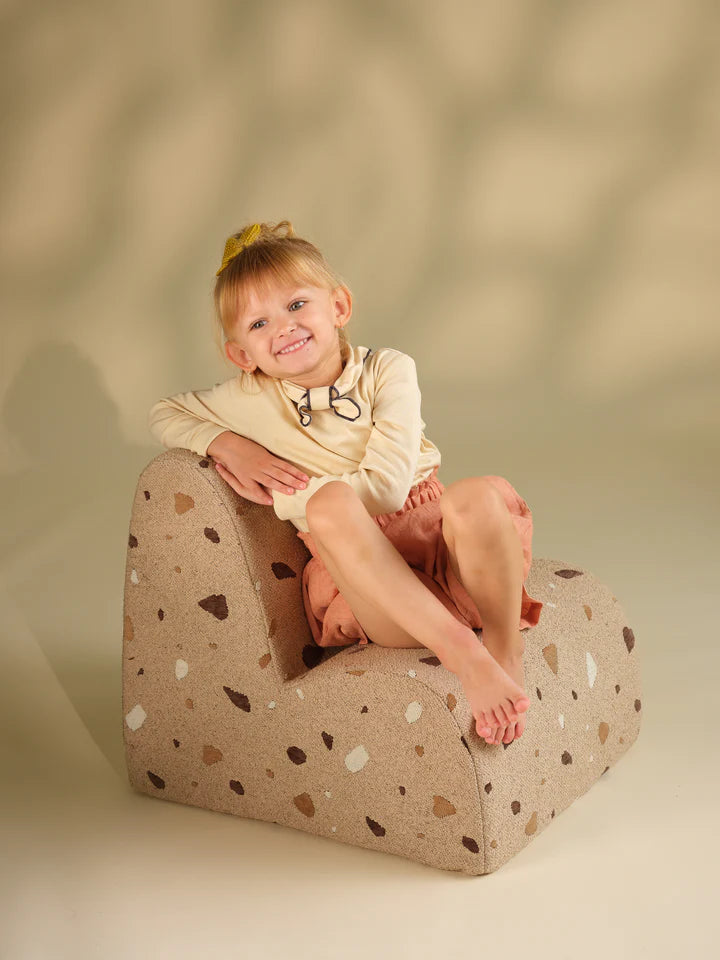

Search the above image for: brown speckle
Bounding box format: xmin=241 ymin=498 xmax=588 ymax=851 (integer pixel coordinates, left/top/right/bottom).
xmin=572 ymin=690 xmax=578 ymax=700
xmin=536 ymin=686 xmax=542 ymax=700
xmin=287 ymin=746 xmax=307 ymax=764
xmin=484 ymin=782 xmax=492 ymax=794
xmin=555 ymin=568 xmax=583 ymax=579
xmin=124 ymin=615 xmax=134 ymax=643
xmin=366 ymin=816 xmax=385 ymax=837
xmin=294 ymin=793 xmax=315 ymax=817
xmin=185 ymin=698 xmax=194 ymax=709
xmin=415 ymin=745 xmax=424 ymax=756
xmin=258 ymin=653 xmax=271 ymax=668
xmin=542 ymin=644 xmax=558 ymax=675
xmin=174 ymin=492 xmax=195 ymax=514
xmin=433 ymin=796 xmax=456 ymax=818
xmin=360 ymin=705 xmax=368 ymax=713
xmin=534 ymin=749 xmax=540 ymax=757
xmin=490 ymin=840 xmax=497 ymax=849
xmin=174 ymin=565 xmax=181 ymax=573
xmin=551 ymin=809 xmax=555 ymax=818
xmin=203 ymin=745 xmax=223 ymax=765
xmin=147 ymin=771 xmax=165 ymax=790
xmin=173 ymin=739 xmax=180 ymax=747
xmin=271 ymin=561 xmax=296 ymax=579
xmin=198 ymin=459 xmax=210 ymax=467
xmin=223 ymin=686 xmax=250 ymax=711
xmin=230 ymin=780 xmax=244 ymax=795
xmin=144 ymin=490 xmax=150 ymax=500
xmin=399 ymin=786 xmax=406 ymax=795
xmin=525 ymin=812 xmax=538 ymax=835
xmin=583 ymin=604 xmax=592 ymax=619
xmin=511 ymin=800 xmax=521 ymax=814
xmin=198 ymin=594 xmax=228 ymax=620
xmin=128 ymin=534 xmax=138 ymax=548
xmin=321 ymin=731 xmax=333 ymax=749
xmin=137 ymin=668 xmax=144 ymax=676
xmin=419 ymin=655 xmax=442 ymax=666
xmin=204 ymin=527 xmax=220 ymax=543
xmin=266 ymin=769 xmax=274 ymax=778
xmin=634 ymin=699 xmax=642 ymax=712
xmin=446 ymin=693 xmax=457 ymax=710
xmin=615 ymin=684 xmax=621 ymax=693
xmin=462 ymin=836 xmax=480 ymax=853
xmin=624 ymin=627 xmax=635 ymax=652
xmin=561 ymin=751 xmax=572 ymax=765
xmin=598 ymin=721 xmax=610 ymax=744
xmin=157 ymin=609 xmax=164 ymax=620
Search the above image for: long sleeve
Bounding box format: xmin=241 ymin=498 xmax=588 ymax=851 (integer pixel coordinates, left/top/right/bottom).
xmin=272 ymin=351 xmax=423 ymax=523
xmin=148 ymin=379 xmax=242 ymax=457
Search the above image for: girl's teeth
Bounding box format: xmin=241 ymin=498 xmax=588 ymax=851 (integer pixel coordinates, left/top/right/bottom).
xmin=279 ymin=337 xmax=310 ymax=354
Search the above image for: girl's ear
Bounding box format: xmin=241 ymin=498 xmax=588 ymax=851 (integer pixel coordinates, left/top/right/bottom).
xmin=225 ymin=339 xmax=255 ymax=372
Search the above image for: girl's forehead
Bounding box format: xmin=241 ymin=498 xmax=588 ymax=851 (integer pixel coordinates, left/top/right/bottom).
xmin=238 ymin=278 xmax=324 ymax=312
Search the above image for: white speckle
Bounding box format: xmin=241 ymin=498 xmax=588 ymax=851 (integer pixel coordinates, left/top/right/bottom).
xmin=589 ymin=754 xmax=594 ymax=762
xmin=546 ymin=601 xmax=556 ymax=608
xmin=345 ymin=744 xmax=370 ymax=772
xmin=548 ymin=582 xmax=556 ymax=590
xmin=324 ymin=790 xmax=332 ymax=798
xmin=255 ymin=580 xmax=261 ymax=591
xmin=331 ymin=826 xmax=337 ymax=832
xmin=586 ymin=651 xmax=597 ymax=688
xmin=125 ymin=704 xmax=147 ymax=730
xmin=558 ymin=714 xmax=564 ymax=729
xmin=268 ymin=701 xmax=276 ymax=709
xmin=296 ymin=688 xmax=304 ymax=700
xmin=407 ymin=668 xmax=417 ymax=677
xmin=130 ymin=569 xmax=139 ymax=585
xmin=585 ymin=723 xmax=589 ymax=730
xmin=405 ymin=700 xmax=423 ymax=723
xmin=175 ymin=659 xmax=189 ymax=680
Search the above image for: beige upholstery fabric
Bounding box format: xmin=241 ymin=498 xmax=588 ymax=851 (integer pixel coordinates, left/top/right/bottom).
xmin=122 ymin=449 xmax=643 ymax=874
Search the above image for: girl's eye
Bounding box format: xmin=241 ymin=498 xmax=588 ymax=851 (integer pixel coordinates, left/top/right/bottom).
xmin=289 ymin=300 xmax=306 ymax=311
xmin=249 ymin=301 xmax=305 ymax=331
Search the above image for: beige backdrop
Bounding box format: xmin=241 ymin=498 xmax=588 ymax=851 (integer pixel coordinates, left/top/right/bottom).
xmin=2 ymin=0 xmax=718 ymax=957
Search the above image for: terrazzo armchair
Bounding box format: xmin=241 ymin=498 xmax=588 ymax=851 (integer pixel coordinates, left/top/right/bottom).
xmin=122 ymin=449 xmax=643 ymax=875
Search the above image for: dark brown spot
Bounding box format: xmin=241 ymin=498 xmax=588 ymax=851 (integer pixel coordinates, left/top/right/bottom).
xmin=366 ymin=816 xmax=386 ymax=837
xmin=185 ymin=698 xmax=194 ymax=709
xmin=615 ymin=684 xmax=621 ymax=693
xmin=602 ymin=766 xmax=610 ymax=775
xmin=199 ymin=458 xmax=210 ymax=467
xmin=144 ymin=490 xmax=150 ymax=500
xmin=555 ymin=568 xmax=583 ymax=579
xmin=571 ymin=690 xmax=578 ymax=700
xmin=173 ymin=739 xmax=180 ymax=747
xmin=360 ymin=705 xmax=368 ymax=713
xmin=147 ymin=771 xmax=165 ymax=789
xmin=561 ymin=751 xmax=573 ymax=765
xmin=624 ymin=626 xmax=635 ymax=652
xmin=271 ymin=561 xmax=296 ymax=579
xmin=399 ymin=786 xmax=406 ymax=795
xmin=229 ymin=779 xmax=244 ymax=795
xmin=484 ymin=782 xmax=492 ymax=794
xmin=137 ymin=668 xmax=144 ymax=675
xmin=158 ymin=609 xmax=164 ymax=620
xmin=223 ymin=686 xmax=250 ymax=711
xmin=128 ymin=533 xmax=138 ymax=548
xmin=198 ymin=594 xmax=228 ymax=620
xmin=203 ymin=745 xmax=223 ymax=765
xmin=511 ymin=800 xmax=521 ymax=814
xmin=415 ymin=745 xmax=424 ymax=756
xmin=634 ymin=698 xmax=642 ymax=712
xmin=301 ymin=643 xmax=324 ymax=669
xmin=174 ymin=492 xmax=195 ymax=514
xmin=461 ymin=836 xmax=480 ymax=854
xmin=287 ymin=746 xmax=307 ymax=764
xmin=551 ymin=809 xmax=555 ymax=818
xmin=204 ymin=527 xmax=220 ymax=543
xmin=321 ymin=731 xmax=333 ymax=749
xmin=536 ymin=687 xmax=542 ymax=700
xmin=419 ymin=655 xmax=442 ymax=666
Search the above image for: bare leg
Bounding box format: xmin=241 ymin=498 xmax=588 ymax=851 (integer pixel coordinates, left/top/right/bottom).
xmin=306 ymin=482 xmax=530 ymax=738
xmin=441 ymin=481 xmax=528 ymax=744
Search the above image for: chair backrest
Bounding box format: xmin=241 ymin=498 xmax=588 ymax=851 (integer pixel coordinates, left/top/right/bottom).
xmin=123 ymin=449 xmax=325 ymax=687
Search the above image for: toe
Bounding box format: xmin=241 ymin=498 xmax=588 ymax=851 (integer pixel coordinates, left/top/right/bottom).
xmin=502 ymin=723 xmax=516 ymax=744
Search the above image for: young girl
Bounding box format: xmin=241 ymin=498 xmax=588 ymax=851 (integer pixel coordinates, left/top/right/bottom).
xmin=148 ymin=220 xmax=543 ymax=747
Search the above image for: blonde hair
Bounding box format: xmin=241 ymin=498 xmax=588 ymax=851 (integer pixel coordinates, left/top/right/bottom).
xmin=211 ymin=220 xmax=352 ymax=393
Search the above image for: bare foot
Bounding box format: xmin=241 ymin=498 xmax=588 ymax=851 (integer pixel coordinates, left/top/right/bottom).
xmin=478 ymin=631 xmax=529 ymax=744
xmin=453 ymin=643 xmax=530 ymax=741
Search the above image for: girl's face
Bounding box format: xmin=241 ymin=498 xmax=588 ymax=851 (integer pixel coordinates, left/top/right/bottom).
xmin=225 ymin=279 xmax=352 ymax=384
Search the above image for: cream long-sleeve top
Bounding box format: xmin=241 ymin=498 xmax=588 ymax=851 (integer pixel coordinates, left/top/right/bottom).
xmin=148 ymin=340 xmax=442 ymax=534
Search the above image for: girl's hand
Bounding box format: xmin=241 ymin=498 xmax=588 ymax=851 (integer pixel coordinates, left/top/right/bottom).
xmin=207 ymin=431 xmax=310 ymax=506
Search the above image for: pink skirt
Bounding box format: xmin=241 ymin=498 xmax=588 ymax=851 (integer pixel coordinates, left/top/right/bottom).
xmin=295 ymin=466 xmax=543 ymax=648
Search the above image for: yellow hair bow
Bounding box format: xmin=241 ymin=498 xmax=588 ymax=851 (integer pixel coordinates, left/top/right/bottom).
xmin=216 ymin=223 xmax=262 ymax=276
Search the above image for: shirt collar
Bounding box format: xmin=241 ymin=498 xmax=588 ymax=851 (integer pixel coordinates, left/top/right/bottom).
xmin=278 ymin=341 xmax=374 ymax=427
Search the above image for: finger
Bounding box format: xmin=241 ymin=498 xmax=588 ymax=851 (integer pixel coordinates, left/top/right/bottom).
xmin=271 ymin=462 xmax=311 ymax=486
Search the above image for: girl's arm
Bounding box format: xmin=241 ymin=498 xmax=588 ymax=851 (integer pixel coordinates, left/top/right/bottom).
xmin=148 ymin=378 xmax=245 ymax=457
xmin=272 ymin=350 xmax=426 ymax=523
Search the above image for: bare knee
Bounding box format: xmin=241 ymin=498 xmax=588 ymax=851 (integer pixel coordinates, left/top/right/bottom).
xmin=440 ymin=477 xmax=505 ymax=524
xmin=306 ymin=480 xmax=355 ymax=532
